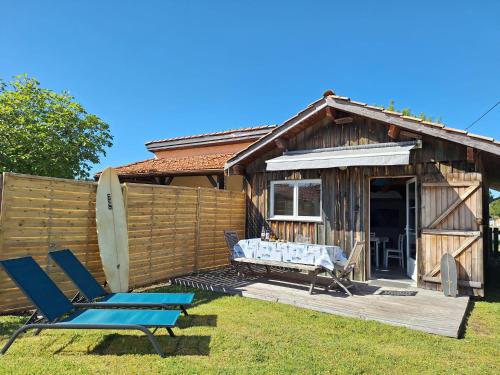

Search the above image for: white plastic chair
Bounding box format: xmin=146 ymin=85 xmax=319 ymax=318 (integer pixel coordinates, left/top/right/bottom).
xmin=384 ymin=234 xmax=405 ymax=269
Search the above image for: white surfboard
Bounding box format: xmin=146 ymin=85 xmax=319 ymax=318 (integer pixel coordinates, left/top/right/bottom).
xmin=96 ymin=167 xmax=129 ymax=292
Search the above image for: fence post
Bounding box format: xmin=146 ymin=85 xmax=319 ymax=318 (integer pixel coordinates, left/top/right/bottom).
xmin=194 ymin=188 xmax=201 ymax=272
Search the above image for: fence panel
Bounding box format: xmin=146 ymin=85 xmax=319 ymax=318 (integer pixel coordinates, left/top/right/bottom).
xmin=125 ymin=183 xmax=199 ymax=287
xmin=0 ymin=173 xmax=246 ymax=313
xmin=0 ymin=173 xmax=101 ymax=312
xmin=197 ymin=189 xmax=246 ymax=270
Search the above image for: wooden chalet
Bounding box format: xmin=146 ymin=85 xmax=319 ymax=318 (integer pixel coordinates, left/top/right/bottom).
xmin=225 ymin=90 xmax=500 ymax=296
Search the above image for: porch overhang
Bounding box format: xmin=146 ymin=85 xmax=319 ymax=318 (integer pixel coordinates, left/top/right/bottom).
xmin=265 ymin=141 xmax=420 ymax=171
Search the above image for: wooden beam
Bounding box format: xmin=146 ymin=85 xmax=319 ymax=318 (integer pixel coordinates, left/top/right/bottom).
xmin=422 ymin=276 xmax=483 ymax=289
xmin=427 ymin=182 xmax=480 ymax=229
xmin=425 ymin=234 xmax=480 ymax=277
xmin=387 ymin=124 xmax=400 ymax=140
xmin=217 ymin=175 xmax=225 ymax=190
xmin=422 ymin=181 xmax=479 ymax=187
xmin=206 ymin=175 xmax=218 ymax=188
xmin=399 ymin=130 xmax=422 ymax=139
xmin=334 ymin=117 xmax=353 ymax=125
xmin=325 ymin=106 xmax=335 ymax=119
xmin=422 ymin=229 xmax=481 ymax=237
xmin=467 ymin=146 xmax=475 ymax=162
xmin=153 ymin=176 xmax=173 ymax=185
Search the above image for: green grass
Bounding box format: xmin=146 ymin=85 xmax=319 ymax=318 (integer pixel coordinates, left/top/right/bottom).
xmin=1 ymin=271 xmax=499 ymax=375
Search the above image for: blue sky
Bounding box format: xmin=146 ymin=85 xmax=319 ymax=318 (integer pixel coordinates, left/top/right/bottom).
xmin=1 ymin=1 xmax=499 ymax=176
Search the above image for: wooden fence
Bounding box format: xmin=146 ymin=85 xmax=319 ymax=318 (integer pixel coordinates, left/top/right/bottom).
xmin=0 ymin=173 xmax=245 ymax=313
xmin=124 ymin=183 xmax=245 ymax=287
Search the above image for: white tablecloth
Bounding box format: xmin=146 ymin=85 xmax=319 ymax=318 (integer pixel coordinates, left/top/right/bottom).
xmin=233 ymin=238 xmax=348 ymax=271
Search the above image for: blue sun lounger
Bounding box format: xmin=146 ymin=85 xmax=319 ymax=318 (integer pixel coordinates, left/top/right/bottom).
xmin=49 ymin=249 xmax=194 ymax=316
xmin=0 ymin=257 xmax=180 ymax=357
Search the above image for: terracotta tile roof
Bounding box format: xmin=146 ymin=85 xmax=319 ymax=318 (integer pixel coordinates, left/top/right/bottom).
xmin=110 ymin=152 xmax=234 ymax=176
xmin=145 ymin=125 xmax=276 ymax=145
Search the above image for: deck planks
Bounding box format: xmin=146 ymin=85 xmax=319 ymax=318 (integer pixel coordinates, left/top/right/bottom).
xmin=174 ymin=267 xmax=470 ymax=338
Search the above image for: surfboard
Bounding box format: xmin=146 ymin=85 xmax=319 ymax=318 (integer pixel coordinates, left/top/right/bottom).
xmin=440 ymin=253 xmax=458 ymax=297
xmin=96 ymin=167 xmax=129 ymax=292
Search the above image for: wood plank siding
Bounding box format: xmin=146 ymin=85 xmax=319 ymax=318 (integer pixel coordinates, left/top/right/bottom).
xmin=243 ymin=113 xmax=485 ymax=296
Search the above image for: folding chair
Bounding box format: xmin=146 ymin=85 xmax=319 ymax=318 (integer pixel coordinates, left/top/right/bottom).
xmin=223 ymin=229 xmax=256 ymax=276
xmin=325 ymin=241 xmax=365 ymax=296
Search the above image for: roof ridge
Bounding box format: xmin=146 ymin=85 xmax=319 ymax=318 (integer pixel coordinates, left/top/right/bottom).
xmin=146 ymin=125 xmax=277 ymax=145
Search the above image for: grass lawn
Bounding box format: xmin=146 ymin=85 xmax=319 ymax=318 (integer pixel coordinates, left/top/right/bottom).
xmin=0 ymin=269 xmax=499 ymax=375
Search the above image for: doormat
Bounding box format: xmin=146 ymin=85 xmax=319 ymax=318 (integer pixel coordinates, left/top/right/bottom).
xmin=378 ymin=290 xmax=418 ymax=296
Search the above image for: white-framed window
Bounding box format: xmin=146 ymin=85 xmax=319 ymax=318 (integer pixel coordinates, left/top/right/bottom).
xmin=269 ymin=179 xmax=322 ymax=222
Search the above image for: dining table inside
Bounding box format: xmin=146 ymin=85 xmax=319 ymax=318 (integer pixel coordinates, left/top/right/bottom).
xmin=370 ymin=235 xmax=390 ymax=270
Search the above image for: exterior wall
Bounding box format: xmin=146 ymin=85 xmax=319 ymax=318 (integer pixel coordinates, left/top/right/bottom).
xmin=170 ymin=175 xmax=215 ymax=189
xmin=244 ymin=114 xmax=484 ymax=295
xmin=169 ymin=175 xmax=243 ymax=191
xmin=154 ymin=141 xmax=255 ymax=159
xmin=225 ymin=175 xmax=244 ymax=192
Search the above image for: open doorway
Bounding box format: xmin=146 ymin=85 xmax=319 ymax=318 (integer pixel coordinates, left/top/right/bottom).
xmin=369 ymin=177 xmax=417 ymax=284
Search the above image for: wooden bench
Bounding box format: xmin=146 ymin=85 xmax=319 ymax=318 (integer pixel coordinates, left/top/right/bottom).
xmin=224 ymin=230 xmax=364 ymax=296
xmin=232 ymin=256 xmax=323 ymax=294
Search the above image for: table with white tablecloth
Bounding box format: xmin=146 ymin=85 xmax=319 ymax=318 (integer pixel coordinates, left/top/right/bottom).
xmin=233 ymin=238 xmax=348 ymax=271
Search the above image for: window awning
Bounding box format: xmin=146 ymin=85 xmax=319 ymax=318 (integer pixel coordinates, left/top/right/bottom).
xmin=266 ymin=141 xmax=420 ymax=171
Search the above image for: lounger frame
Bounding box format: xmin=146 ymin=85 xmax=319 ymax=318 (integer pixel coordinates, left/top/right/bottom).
xmin=49 ymin=249 xmax=192 ymax=315
xmin=0 ymin=257 xmax=179 ymax=357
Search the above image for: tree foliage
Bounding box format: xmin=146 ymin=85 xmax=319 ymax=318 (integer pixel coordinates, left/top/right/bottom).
xmin=0 ymin=75 xmax=113 ymax=179
xmin=490 ymin=197 xmax=500 ymax=218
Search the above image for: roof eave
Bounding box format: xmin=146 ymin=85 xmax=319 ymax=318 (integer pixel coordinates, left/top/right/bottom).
xmin=325 ymin=97 xmax=500 ymax=157
xmin=115 ymin=168 xmax=225 ymax=178
xmin=146 ymin=127 xmax=275 ymax=152
xmin=225 ymin=97 xmax=328 ymax=170
xmin=225 ymin=96 xmax=500 ymax=171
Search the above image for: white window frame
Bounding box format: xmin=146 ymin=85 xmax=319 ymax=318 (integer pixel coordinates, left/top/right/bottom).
xmin=269 ymin=179 xmax=322 ymax=222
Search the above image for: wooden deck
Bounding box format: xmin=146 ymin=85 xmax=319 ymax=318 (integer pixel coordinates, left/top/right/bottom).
xmin=173 ymin=267 xmax=471 ymax=338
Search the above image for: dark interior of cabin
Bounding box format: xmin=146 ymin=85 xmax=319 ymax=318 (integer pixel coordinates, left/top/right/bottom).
xmin=370 ymin=178 xmax=413 ymax=281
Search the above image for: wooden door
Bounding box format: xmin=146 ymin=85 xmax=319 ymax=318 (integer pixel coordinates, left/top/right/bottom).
xmin=420 ymin=173 xmax=483 ymax=296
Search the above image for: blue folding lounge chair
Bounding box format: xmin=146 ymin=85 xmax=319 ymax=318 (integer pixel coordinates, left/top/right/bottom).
xmin=0 ymin=257 xmax=180 ymax=357
xmin=49 ymin=249 xmax=194 ymax=316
